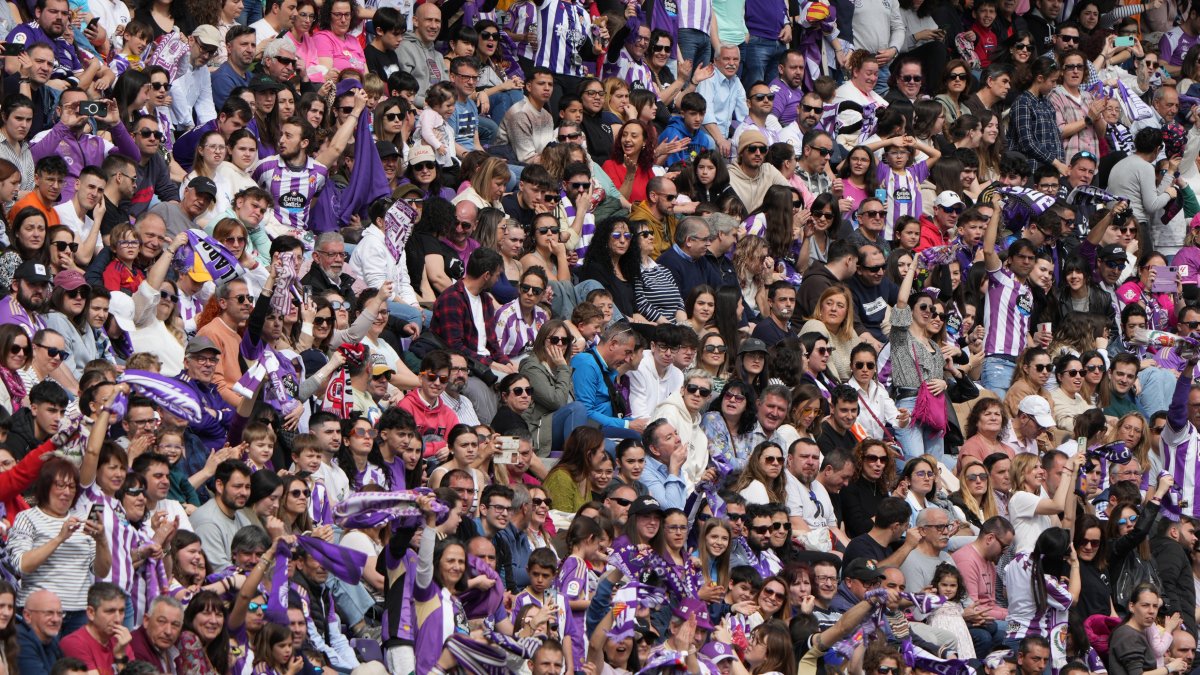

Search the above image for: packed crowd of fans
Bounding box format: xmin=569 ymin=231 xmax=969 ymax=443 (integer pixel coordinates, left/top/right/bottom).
xmin=3 ymin=0 xmax=1200 ymax=672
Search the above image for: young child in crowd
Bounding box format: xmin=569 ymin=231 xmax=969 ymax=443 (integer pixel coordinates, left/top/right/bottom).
xmin=417 ymin=82 xmax=458 ymax=168
xmin=242 ymin=422 xmax=276 ymax=472
xmin=511 ymin=547 xmax=560 ymax=622
xmin=570 ymin=301 xmax=605 ymax=349
xmin=927 ymin=562 xmax=976 ymax=659
xmin=290 ymin=432 xmax=333 ymax=526
xmin=102 ymin=223 xmax=146 ymax=295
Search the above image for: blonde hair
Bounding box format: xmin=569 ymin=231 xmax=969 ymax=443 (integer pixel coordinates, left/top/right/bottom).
xmin=243 ymin=422 xmax=277 ymax=447
xmin=733 ymin=235 xmax=771 ymax=286
xmin=363 ymin=72 xmax=386 ymax=98
xmin=811 ymin=285 xmax=857 ymax=341
xmin=125 ymin=352 xmax=162 ymax=372
xmin=955 ymin=458 xmax=999 ymax=522
xmin=1010 ymin=453 xmax=1042 ymax=496
xmin=470 ymin=157 xmax=512 ymax=203
xmin=603 ymin=76 xmax=630 ymax=117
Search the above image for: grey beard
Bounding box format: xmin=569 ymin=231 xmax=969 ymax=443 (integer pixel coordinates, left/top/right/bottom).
xmin=446 ymin=381 xmax=465 ymax=396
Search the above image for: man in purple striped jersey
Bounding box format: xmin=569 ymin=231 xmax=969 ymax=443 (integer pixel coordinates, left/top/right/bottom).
xmin=979 ymin=193 xmax=1037 ymax=399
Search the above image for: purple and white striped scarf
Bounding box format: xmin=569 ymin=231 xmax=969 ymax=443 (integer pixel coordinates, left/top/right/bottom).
xmin=333 ymin=489 xmax=449 ymax=529
xmin=172 ymin=229 xmax=247 ymax=286
xmin=270 ymin=251 xmax=299 ymax=318
xmin=119 ymin=370 xmax=203 ymax=423
xmin=608 ymin=581 xmax=668 ymax=642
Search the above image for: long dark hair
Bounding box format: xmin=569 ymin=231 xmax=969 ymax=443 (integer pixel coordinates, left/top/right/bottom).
xmin=552 ymin=427 xmax=605 ymax=484
xmin=681 ymin=149 xmax=731 ymax=203
xmin=184 ymin=590 xmax=231 ymax=674
xmin=707 ymin=379 xmax=758 ymax=435
xmin=751 ymin=185 xmax=800 ymax=262
xmin=0 ymin=580 xmax=16 ymax=667
xmin=335 ymin=414 xmax=392 ymax=490
xmin=837 ymin=145 xmax=879 ymax=195
xmin=113 ymin=68 xmax=150 ymax=127
xmin=7 ymin=206 xmax=48 ymax=263
xmin=583 ymin=215 xmax=640 ymax=283
xmin=712 ymin=285 xmax=744 ymax=364
xmin=1030 ymin=528 xmax=1072 ymax=614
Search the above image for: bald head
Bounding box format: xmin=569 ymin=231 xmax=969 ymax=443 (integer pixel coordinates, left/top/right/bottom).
xmin=24 ymin=589 xmax=63 ymax=642
xmin=414 ymin=2 xmax=441 ymax=43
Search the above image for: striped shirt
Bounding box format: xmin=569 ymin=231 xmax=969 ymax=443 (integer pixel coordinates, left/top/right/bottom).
xmin=508 ymin=0 xmax=538 ymax=62
xmin=494 ymin=299 xmax=548 ymax=359
xmin=604 ymin=48 xmax=655 ymax=92
xmin=252 ymin=154 xmax=329 ymax=232
xmin=983 ymin=266 xmax=1032 ymax=357
xmin=1162 ymin=422 xmax=1200 ymax=520
xmin=533 ymin=0 xmax=593 ymax=77
xmin=0 ymin=132 xmax=32 ymax=194
xmin=634 ymin=260 xmax=684 ymax=322
xmin=678 ymin=0 xmax=711 ymax=31
xmin=876 ymin=159 xmax=930 ymax=240
xmin=9 ymin=506 xmax=97 ymax=610
xmin=1001 ymin=551 xmax=1071 ymax=640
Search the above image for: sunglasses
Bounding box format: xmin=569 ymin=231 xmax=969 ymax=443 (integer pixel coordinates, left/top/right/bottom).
xmin=537 ymin=226 xmax=561 ymax=235
xmin=947 ymin=72 xmax=969 ymax=81
xmin=1058 ymin=34 xmax=1080 ymax=42
xmin=35 ymin=344 xmax=69 ymax=359
xmin=382 ymin=112 xmax=403 ymax=122
xmin=899 ymin=74 xmax=923 ymax=83
xmin=137 ymin=129 xmax=165 ymax=141
xmin=652 ymin=43 xmax=672 ymax=53
xmin=329 ymin=301 xmax=351 ymax=311
xmin=685 ymin=384 xmax=712 ymax=397
xmin=1118 ymin=514 xmax=1139 ymax=526
xmin=1080 ymin=538 xmax=1101 ymax=548
xmin=411 ymin=161 xmax=437 ymax=172
xmin=965 ymin=472 xmax=987 ymax=482
xmin=247 ymin=602 xmax=267 ymax=612
xmin=421 ymin=371 xmax=450 ymax=384
xmin=860 ymin=209 xmax=886 ymax=219
xmin=274 ymin=55 xmax=296 ymax=66
xmin=1031 ymin=363 xmax=1051 ymax=372
xmin=519 ymin=283 xmax=545 ymax=295
xmin=703 ymin=344 xmax=727 ymax=354
xmin=289 ymin=488 xmax=312 ymax=498
xmin=1061 ymin=368 xmax=1083 ymax=378
xmin=612 ymin=232 xmax=633 ymax=240
xmin=224 ymin=236 xmax=247 ymax=245
xmin=9 ymin=344 xmax=30 ymax=356
xmin=863 ymin=454 xmax=888 ymax=464
xmin=557 ymin=131 xmax=583 ymax=141
xmin=878 ymin=668 xmax=901 ymax=675
xmin=725 ymin=391 xmax=746 ymax=402
xmin=744 ymin=144 xmax=768 ymax=154
xmin=149 ymin=82 xmax=168 ymax=90
xmin=64 ymin=288 xmax=89 ymax=300
xmin=762 ymin=454 xmax=784 ymax=465
xmin=350 ymin=427 xmax=377 ymax=439
xmin=339 ymin=106 xmax=355 ymax=115
xmin=760 ymin=587 xmax=785 ymax=599
xmin=853 ymin=361 xmax=876 ymax=370
xmin=531 ymin=497 xmax=553 ymax=507
xmin=861 ymin=264 xmax=885 ymax=273
xmin=507 ymin=386 xmax=531 ymax=396
xmin=123 ymin=487 xmax=145 ymax=497
xmin=159 ymin=290 xmax=177 ymax=303
xmin=809 ymin=146 xmax=832 ymax=157
xmin=233 ymin=294 xmax=253 ymax=304
xmin=1013 ymin=43 xmax=1032 ymax=51
xmin=814 ymin=346 xmax=835 ymax=355
xmin=313 ymin=316 xmax=333 ymax=327
xmin=750 ymin=93 xmax=776 ymax=102
xmin=52 ymin=241 xmax=79 ymax=252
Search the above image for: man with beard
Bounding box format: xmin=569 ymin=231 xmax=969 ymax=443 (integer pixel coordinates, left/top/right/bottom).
xmin=31 ymin=88 xmax=140 ymax=201
xmin=752 ymin=281 xmax=798 ymax=346
xmin=196 ymin=280 xmax=255 ymax=406
xmin=11 ymin=154 xmax=66 ymax=224
xmin=132 ymin=451 xmax=192 ymax=530
xmin=189 ymin=459 xmax=251 ymax=569
xmin=0 ymin=260 xmax=51 ymax=335
xmin=769 ymin=51 xmax=806 ymax=126
xmin=5 ymin=43 xmax=57 ymax=137
xmin=728 ymin=130 xmax=789 ymax=212
xmin=302 ymin=232 xmax=355 ymax=298
xmin=4 ymin=379 xmax=65 ymax=458
xmin=252 ymin=90 xmax=364 ymax=233
xmin=1152 ymin=516 xmax=1199 ymax=632
xmin=442 ymin=352 xmax=480 ymax=425
xmin=5 ymin=0 xmax=114 ymax=89
xmin=779 ymin=91 xmax=826 ymax=151
xmin=130 ymin=115 xmax=180 ymax=217
xmin=730 ymin=504 xmax=783 ymax=577
xmin=731 ymin=82 xmax=783 ymax=150
xmin=212 ymin=26 xmax=257 ymax=111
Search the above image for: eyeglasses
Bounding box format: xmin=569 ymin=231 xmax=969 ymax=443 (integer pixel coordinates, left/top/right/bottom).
xmin=899 ymin=74 xmax=923 ymax=83
xmin=922 ymin=523 xmax=951 ymax=532
xmin=350 ymin=427 xmax=377 ymax=439
xmin=289 ymin=488 xmax=312 ymax=498
xmin=685 ymin=384 xmax=713 ymax=397
xmin=35 ymin=344 xmax=69 ymax=360
xmin=330 ymin=10 xmax=352 ymax=18
xmin=487 ymin=503 xmax=512 ymax=512
xmin=815 ymin=575 xmax=838 ymax=585
xmin=860 ymin=209 xmax=886 ymax=219
xmin=316 ymin=249 xmax=347 ymax=260
xmin=421 ymin=371 xmax=450 ymax=384
xmin=519 ymin=283 xmax=545 ymax=295
xmin=116 ymin=239 xmax=141 ymax=247
xmin=136 ymin=129 xmax=165 ymax=141
xmin=190 ymin=354 xmax=219 ymax=365
xmin=52 ymin=241 xmax=79 ymax=253
xmin=911 ymin=470 xmax=935 ymax=479
xmin=853 ymin=361 xmax=876 ymax=370
xmin=725 ymin=391 xmax=746 ymax=402
xmin=583 ymin=89 xmax=605 ymax=96
xmin=703 ymin=344 xmax=727 ymax=354
xmin=531 ymin=497 xmax=553 ymax=507
xmin=453 ymin=72 xmax=479 ymax=81
xmin=611 ymin=232 xmax=633 ymax=240
xmin=507 ymin=386 xmax=531 ymax=396
xmin=750 ymin=93 xmax=776 ymax=102
xmin=744 ymin=144 xmax=768 ymax=154
xmin=864 ymin=454 xmax=888 ymax=464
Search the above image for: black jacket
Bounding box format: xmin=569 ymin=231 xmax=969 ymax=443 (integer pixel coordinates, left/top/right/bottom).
xmin=3 ymin=407 xmax=39 ymax=459
xmin=1051 ymin=284 xmax=1119 ymax=340
xmin=301 ymin=266 xmax=356 ymax=299
xmin=1151 ymin=533 xmax=1197 ymax=633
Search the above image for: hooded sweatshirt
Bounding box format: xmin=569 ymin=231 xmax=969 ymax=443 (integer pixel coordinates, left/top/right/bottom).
xmin=398 ymin=389 xmax=459 ymax=457
xmin=395 ymin=32 xmax=445 ymax=107
xmin=654 ymin=392 xmax=709 ymax=491
xmin=728 ymin=162 xmax=790 ymax=213
xmin=658 ymin=115 xmax=717 ymax=167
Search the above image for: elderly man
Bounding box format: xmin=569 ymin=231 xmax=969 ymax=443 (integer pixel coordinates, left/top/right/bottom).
xmin=572 ymin=322 xmax=646 ymax=438
xmin=303 ymin=232 xmax=355 ymax=298
xmin=150 ymin=175 xmax=213 ymax=236
xmin=697 ymin=45 xmax=748 ymax=158
xmin=655 ymin=368 xmax=715 ymax=490
xmin=736 ymin=383 xmax=798 ymax=472
xmin=705 ymin=213 xmax=740 ymax=287
xmin=899 ymin=507 xmax=956 ymax=591
xmin=641 ymin=419 xmax=687 ymax=510
xmin=630 ymin=177 xmax=682 ymax=258
xmin=657 ymin=216 xmax=724 ymax=294
xmin=129 ymin=596 xmax=183 ymax=673
xmin=17 ymin=589 xmax=64 ymax=673
xmin=258 ymin=37 xmax=298 ymax=82
xmin=445 ymin=200 xmax=480 ymax=264
xmin=161 ymin=25 xmax=221 ymax=131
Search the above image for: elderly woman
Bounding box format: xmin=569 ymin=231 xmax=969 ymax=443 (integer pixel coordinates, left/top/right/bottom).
xmin=518 ymin=319 xmax=590 ymax=456
xmin=654 ymin=369 xmax=714 ymax=490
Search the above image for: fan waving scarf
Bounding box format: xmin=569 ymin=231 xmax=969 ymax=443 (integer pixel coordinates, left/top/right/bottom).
xmin=334 ymin=489 xmax=449 ymax=529
xmin=997 ymin=186 xmax=1058 ymax=234
xmin=308 ymin=79 xmax=392 ymax=233
xmin=173 ymin=229 xmax=246 ymax=285
xmin=118 ymin=370 xmax=203 ymax=423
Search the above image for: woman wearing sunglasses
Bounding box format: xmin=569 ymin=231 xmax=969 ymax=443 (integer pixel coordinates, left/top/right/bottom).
xmin=275 ymin=474 xmax=317 ymax=536
xmin=0 ymin=324 xmax=30 ymax=413
xmin=731 ymin=442 xmax=788 ymax=507
xmin=746 ymin=575 xmax=794 ymax=633
xmin=44 ymin=270 xmax=98 ymax=379
xmin=653 ymin=369 xmax=715 ymax=488
xmin=1072 ymin=514 xmax=1111 ymax=617
xmin=631 ymin=220 xmax=686 ymax=323
xmin=1002 ymin=347 xmax=1054 ymax=421
xmin=491 ymin=373 xmax=535 ymax=438
xmin=1007 ymin=452 xmax=1081 ymax=554
xmin=578 ymin=216 xmax=640 ymax=320
xmin=847 ymin=343 xmax=904 ymax=448
xmin=334 ymin=414 xmax=391 ymax=491
xmin=1104 ymin=489 xmax=1171 ymax=610
xmin=841 ymin=439 xmax=903 ymax=537
xmin=519 ymin=319 xmax=591 ymax=455
xmin=949 ymin=458 xmax=1000 ymax=530
xmin=1049 ymin=354 xmax=1091 ymax=432
xmin=890 ymin=259 xmax=953 ymax=462
xmin=695 ymin=331 xmax=730 ymax=395
xmin=520 ymin=213 xmax=571 ymax=284
xmin=702 ymin=380 xmax=758 ymax=474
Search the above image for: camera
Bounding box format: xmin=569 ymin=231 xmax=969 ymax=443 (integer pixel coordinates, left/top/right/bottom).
xmin=78 ymin=100 xmax=108 ymax=118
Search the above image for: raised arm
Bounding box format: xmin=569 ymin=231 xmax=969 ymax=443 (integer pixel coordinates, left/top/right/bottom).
xmin=315 ymin=89 xmax=366 ymax=168
xmin=982 ymin=192 xmax=1004 ymax=272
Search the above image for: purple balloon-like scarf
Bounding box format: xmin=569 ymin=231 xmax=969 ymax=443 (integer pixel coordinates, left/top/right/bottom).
xmin=172 ymin=229 xmax=247 ymax=286
xmin=119 ymin=370 xmax=203 ymax=423
xmin=333 ymin=489 xmax=449 ymax=529
xmin=309 ymin=79 xmax=391 ymax=233
xmin=901 ymin=638 xmax=974 ymax=675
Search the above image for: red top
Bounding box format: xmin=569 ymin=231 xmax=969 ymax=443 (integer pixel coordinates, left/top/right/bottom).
xmin=60 ymin=625 xmax=135 ymax=675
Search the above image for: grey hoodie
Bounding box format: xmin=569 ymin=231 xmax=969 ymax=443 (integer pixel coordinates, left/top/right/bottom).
xmin=395 ymin=32 xmax=444 ymax=107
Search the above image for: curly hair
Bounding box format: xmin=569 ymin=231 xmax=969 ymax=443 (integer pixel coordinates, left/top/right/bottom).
xmin=964 ymin=397 xmax=1008 ymax=440
xmin=610 ymin=119 xmax=657 ymax=173
xmin=853 ymin=439 xmax=896 ymax=493
xmin=319 ymin=0 xmax=363 ymax=32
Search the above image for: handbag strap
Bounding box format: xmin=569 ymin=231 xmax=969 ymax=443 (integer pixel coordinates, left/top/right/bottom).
xmin=909 ymin=338 xmax=926 ymax=382
xmin=856 ymin=386 xmax=897 ymax=443
xmin=589 ymin=349 xmax=627 ymax=418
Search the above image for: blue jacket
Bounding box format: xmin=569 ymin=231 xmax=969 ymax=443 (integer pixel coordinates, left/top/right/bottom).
xmin=657 ymin=115 xmax=716 ymax=167
xmin=495 ymin=523 xmax=532 ymax=590
xmin=657 ymin=244 xmax=724 ymax=296
xmin=570 ymin=347 xmax=627 ymax=429
xmin=17 ymin=618 xmax=61 ymax=675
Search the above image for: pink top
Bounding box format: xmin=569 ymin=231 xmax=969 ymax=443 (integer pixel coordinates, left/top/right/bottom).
xmin=292 ymin=32 xmax=323 ymax=82
xmin=310 ymin=30 xmax=366 ymax=81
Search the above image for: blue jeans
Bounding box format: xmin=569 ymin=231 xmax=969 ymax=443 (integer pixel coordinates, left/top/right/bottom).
xmin=327 ymin=576 xmax=375 ymax=629
xmin=239 ymin=0 xmax=263 ymax=26
xmin=894 ymin=395 xmax=945 ymax=465
xmin=551 ymin=402 xmax=591 ymax=453
xmin=982 ymin=356 xmax=1017 ymax=400
xmin=1138 ymin=366 xmax=1176 ymax=419
xmin=678 ymin=28 xmax=713 ymax=67
xmin=62 ymin=609 xmax=88 ymax=637
xmin=478 ymin=115 xmax=499 ymax=147
xmin=486 ymin=88 xmax=524 ymax=126
xmin=969 ymin=620 xmax=1006 ymax=656
xmin=739 ymin=36 xmax=786 ymax=90
xmin=874 ymin=62 xmax=891 ymax=96
xmin=387 ymin=300 xmax=431 ymax=328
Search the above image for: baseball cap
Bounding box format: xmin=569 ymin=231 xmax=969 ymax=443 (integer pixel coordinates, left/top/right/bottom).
xmin=188 ymin=252 xmax=212 ymax=283
xmin=372 ymin=364 xmax=396 ymax=379
xmin=1098 ymin=244 xmax=1127 ymax=262
xmin=409 ymin=144 xmax=437 ymax=166
xmin=1017 ymin=395 xmax=1056 ymax=429
xmin=738 ymin=337 xmax=769 ymax=356
xmin=843 ymin=558 xmax=885 ymax=582
xmin=393 ymin=183 xmax=423 ymax=200
xmin=108 ymin=292 xmax=136 ymax=332
xmin=53 ymin=269 xmax=88 ymax=291
xmin=188 ymin=176 xmax=218 ymax=199
xmin=672 ymin=598 xmax=714 ymax=631
xmin=192 ymin=25 xmax=222 ymax=49
xmin=629 ymin=495 xmax=664 ymax=517
xmin=14 ymin=261 xmax=51 ymax=284
xmin=700 ymin=642 xmax=738 ymax=663
xmin=185 ymin=335 xmax=222 ymax=356
xmin=935 ymin=191 xmax=965 ymax=210
xmin=249 ymin=74 xmax=285 ymax=92
xmin=376 ymin=141 xmax=400 ymax=160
